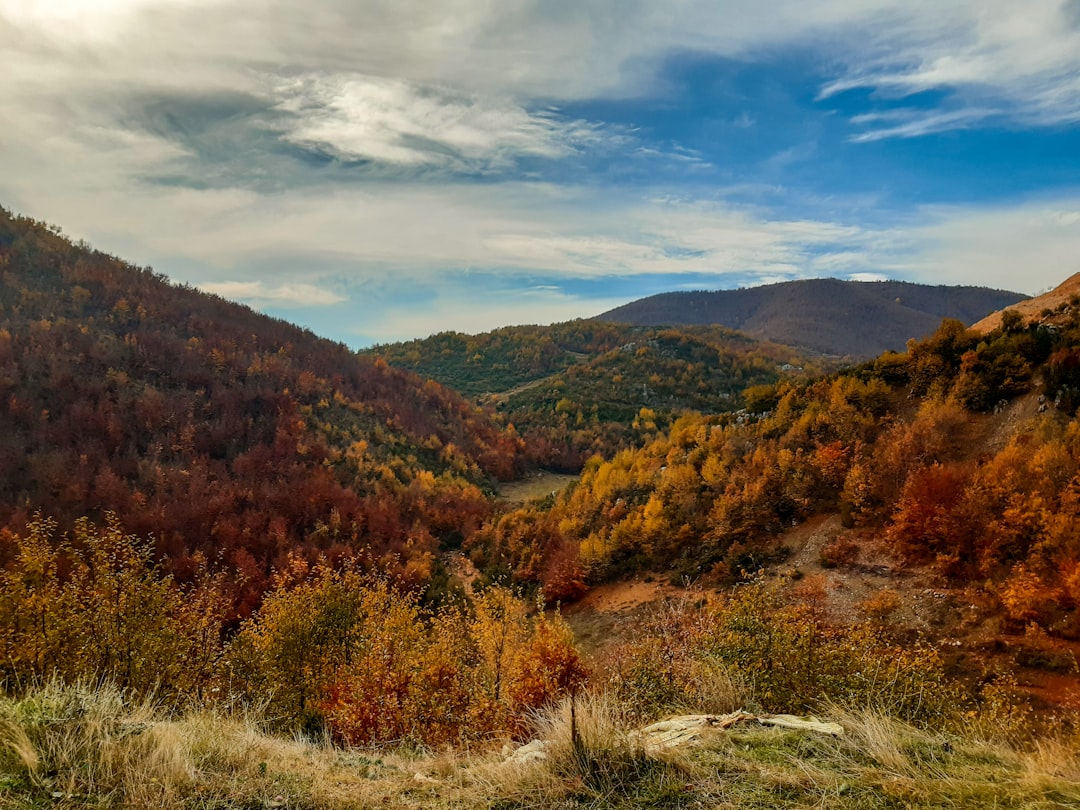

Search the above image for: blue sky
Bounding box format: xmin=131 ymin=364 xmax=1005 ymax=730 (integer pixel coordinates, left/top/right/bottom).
xmin=2 ymin=1 xmax=1079 ymax=346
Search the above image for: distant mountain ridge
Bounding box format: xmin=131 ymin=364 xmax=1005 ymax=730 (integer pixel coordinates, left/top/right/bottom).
xmin=598 ymin=279 xmax=1028 ymax=358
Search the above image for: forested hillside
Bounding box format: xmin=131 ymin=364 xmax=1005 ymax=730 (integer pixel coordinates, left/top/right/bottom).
xmin=476 ymin=306 xmax=1080 ymax=640
xmin=2 ymin=208 xmax=1078 ymax=788
xmin=0 ymin=209 xmax=523 ymax=606
xmin=370 ymin=322 xmax=819 ymax=470
xmin=598 ymin=279 xmax=1027 ymax=358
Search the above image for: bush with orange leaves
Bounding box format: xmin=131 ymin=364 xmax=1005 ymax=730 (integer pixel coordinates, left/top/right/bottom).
xmin=226 ymin=559 xmax=586 ymax=746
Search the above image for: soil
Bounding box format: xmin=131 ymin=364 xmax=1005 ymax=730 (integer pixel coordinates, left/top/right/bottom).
xmin=562 ymin=519 xmax=1080 ymax=711
xmin=497 ymin=471 xmax=579 ymax=502
xmin=562 ymin=577 xmax=689 ymax=656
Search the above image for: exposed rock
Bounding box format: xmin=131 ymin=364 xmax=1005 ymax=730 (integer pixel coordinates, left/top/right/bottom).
xmin=503 ymin=711 xmax=844 ymax=765
xmin=503 ymin=739 xmax=551 ymax=765
xmin=632 ymin=711 xmax=756 ymax=751
xmin=633 ymin=711 xmax=843 ymax=752
xmin=758 ymin=714 xmax=844 ymax=737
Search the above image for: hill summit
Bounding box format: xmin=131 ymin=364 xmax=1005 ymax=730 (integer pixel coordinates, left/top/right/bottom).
xmin=971 ymin=272 xmax=1080 ymax=334
xmin=597 ymin=278 xmax=1027 ymax=358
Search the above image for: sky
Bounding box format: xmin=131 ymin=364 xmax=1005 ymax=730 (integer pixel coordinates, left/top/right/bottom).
xmin=2 ymin=1 xmax=1080 ymax=347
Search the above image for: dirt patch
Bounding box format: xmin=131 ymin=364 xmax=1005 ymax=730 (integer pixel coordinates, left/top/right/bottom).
xmin=759 ymin=514 xmax=963 ymax=635
xmin=483 ymin=374 xmax=554 ymax=402
xmin=967 ymin=391 xmax=1043 ymax=457
xmin=779 ymin=514 xmax=845 ymax=572
xmin=444 ymin=551 xmax=480 ymax=596
xmin=498 ymin=471 xmax=579 ymax=502
xmin=562 ymin=577 xmax=689 ymax=657
xmin=570 ymin=578 xmax=683 ymax=614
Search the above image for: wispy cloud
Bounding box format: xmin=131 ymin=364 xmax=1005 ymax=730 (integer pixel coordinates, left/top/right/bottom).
xmin=823 ymin=0 xmax=1080 ymax=138
xmin=272 ymin=74 xmax=611 ymax=172
xmin=199 ymin=280 xmax=346 ymax=308
xmin=1 ymin=1 xmax=1079 ymax=344
xmin=846 ymin=108 xmax=999 ymax=142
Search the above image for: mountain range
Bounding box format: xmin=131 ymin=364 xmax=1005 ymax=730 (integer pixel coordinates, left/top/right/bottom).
xmin=3 ymin=204 xmax=1080 ymax=772
xmin=598 ymin=279 xmax=1027 ymax=358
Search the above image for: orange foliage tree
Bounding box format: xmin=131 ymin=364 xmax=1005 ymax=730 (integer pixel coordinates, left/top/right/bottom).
xmin=0 ymin=514 xmax=225 ymax=697
xmin=228 ymin=563 xmax=586 ymax=745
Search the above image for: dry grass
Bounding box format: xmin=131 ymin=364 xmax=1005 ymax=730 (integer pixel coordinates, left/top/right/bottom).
xmin=0 ymin=681 xmax=428 ymax=809
xmin=0 ymin=681 xmax=193 ymax=806
xmin=3 ymin=683 xmax=1080 ymax=809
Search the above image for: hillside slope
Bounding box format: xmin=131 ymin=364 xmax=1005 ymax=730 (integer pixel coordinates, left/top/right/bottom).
xmin=598 ymin=279 xmax=1027 ymax=358
xmin=476 ymin=307 xmax=1080 ymax=651
xmin=370 ymin=322 xmax=820 ymax=470
xmin=0 ymin=208 xmax=522 ymax=600
xmin=971 ymin=272 xmax=1080 ymax=333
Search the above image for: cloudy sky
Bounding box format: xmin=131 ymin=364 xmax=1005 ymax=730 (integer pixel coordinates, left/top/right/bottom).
xmin=3 ymin=0 xmax=1080 ymax=346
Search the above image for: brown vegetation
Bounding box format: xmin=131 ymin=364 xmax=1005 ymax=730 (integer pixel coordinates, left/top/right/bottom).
xmin=599 ymin=278 xmax=1026 ymax=358
xmin=478 ymin=310 xmax=1080 ymax=657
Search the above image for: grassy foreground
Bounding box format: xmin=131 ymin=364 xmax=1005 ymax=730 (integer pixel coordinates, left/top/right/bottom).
xmin=2 ymin=683 xmax=1079 ymax=809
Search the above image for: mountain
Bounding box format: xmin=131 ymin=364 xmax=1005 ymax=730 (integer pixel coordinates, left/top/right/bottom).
xmin=597 ymin=279 xmax=1028 ymax=358
xmin=971 ymin=272 xmax=1080 ymax=334
xmin=2 ymin=206 xmax=1076 ymax=765
xmin=0 ymin=208 xmax=522 ymax=603
xmin=368 ymin=322 xmax=823 ymax=470
xmin=476 ymin=292 xmax=1080 ymax=708
xmin=481 ymin=302 xmax=1080 ymax=617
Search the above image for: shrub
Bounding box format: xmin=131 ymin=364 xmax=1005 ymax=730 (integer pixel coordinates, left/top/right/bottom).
xmin=604 ymin=583 xmax=962 ymax=724
xmin=0 ymin=514 xmax=225 ymax=699
xmin=820 ymin=535 xmax=859 ymax=568
xmin=227 ymin=564 xmax=586 ymax=746
xmin=860 ymin=589 xmax=901 ymax=625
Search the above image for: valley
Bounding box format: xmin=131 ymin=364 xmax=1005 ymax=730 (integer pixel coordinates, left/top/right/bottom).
xmin=2 ymin=208 xmax=1080 ymax=808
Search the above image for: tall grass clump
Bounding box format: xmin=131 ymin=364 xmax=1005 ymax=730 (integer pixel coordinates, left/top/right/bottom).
xmin=0 ymin=680 xmax=191 ymax=806
xmin=0 ymin=680 xmax=420 ymax=809
xmin=539 ymin=694 xmax=658 ymax=792
xmin=490 ymin=692 xmax=689 ymax=808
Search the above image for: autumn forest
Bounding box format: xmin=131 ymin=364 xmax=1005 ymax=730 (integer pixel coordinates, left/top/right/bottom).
xmin=3 ymin=206 xmax=1080 ymax=806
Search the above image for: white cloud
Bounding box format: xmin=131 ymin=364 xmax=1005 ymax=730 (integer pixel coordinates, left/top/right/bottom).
xmin=352 ymin=284 xmax=629 ymax=345
xmin=199 ymin=280 xmax=346 ymax=308
xmin=273 ymin=74 xmax=608 ymax=170
xmin=1 ymin=0 xmax=1078 ymax=210
xmin=901 ymin=198 xmax=1080 ymax=293
xmin=2 ymin=0 xmax=1080 ymax=344
xmin=823 ymin=0 xmax=1080 ymax=137
xmin=0 ymin=0 xmax=209 ymax=41
xmin=5 ymin=0 xmax=1078 ymax=148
